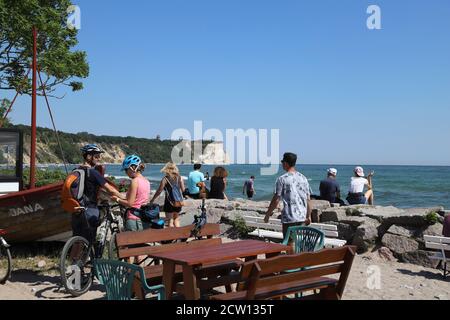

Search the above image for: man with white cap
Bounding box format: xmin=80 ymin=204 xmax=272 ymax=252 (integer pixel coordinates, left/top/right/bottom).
xmin=319 ymin=168 xmax=342 ymax=204
xmin=346 ymin=166 xmax=374 ymax=205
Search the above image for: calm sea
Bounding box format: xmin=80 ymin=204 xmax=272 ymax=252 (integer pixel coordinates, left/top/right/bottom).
xmin=51 ymin=164 xmax=450 ymax=209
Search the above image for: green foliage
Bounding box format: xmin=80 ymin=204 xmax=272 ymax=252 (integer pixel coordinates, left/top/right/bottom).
xmin=346 ymin=208 xmax=363 ymax=216
xmin=230 ymin=215 xmax=255 ymax=238
xmin=0 ymin=0 xmax=89 ymax=94
xmin=0 ymin=98 xmax=11 ymax=126
xmin=424 ymin=212 xmax=439 ymax=225
xmin=22 ymin=167 xmax=66 ymax=187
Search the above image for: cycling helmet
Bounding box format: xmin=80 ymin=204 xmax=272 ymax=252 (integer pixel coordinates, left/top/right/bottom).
xmin=80 ymin=144 xmax=104 ymax=154
xmin=122 ymin=155 xmax=142 ymax=171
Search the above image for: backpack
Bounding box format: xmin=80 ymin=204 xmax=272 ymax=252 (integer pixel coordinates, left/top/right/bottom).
xmin=61 ymin=168 xmax=89 ymax=213
xmin=164 ymin=176 xmax=185 ymax=208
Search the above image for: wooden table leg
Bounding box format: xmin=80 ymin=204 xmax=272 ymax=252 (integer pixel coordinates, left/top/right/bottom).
xmin=183 ymin=265 xmax=200 ymax=300
xmin=162 ymin=260 xmax=176 ymax=300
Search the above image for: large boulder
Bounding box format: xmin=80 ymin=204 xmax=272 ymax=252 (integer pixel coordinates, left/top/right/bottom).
xmin=351 ymin=218 xmax=381 ymax=253
xmin=223 ymin=210 xmax=261 ymax=221
xmin=323 ymin=222 xmax=355 ymax=242
xmin=310 ymin=200 xmax=331 ymax=211
xmin=400 ymin=250 xmax=440 ymax=268
xmin=420 ymin=222 xmax=444 ymax=237
xmin=381 ymin=233 xmax=420 ymax=255
xmin=384 ymin=225 xmax=416 ymax=238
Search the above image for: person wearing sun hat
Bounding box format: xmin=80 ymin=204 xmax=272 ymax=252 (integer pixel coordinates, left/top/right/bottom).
xmin=319 ymin=168 xmax=342 ymax=204
xmin=346 ymin=166 xmax=374 ymax=205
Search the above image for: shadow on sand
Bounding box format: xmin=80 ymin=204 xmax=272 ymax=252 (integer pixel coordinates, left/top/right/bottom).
xmin=397 ymin=268 xmax=448 ymax=282
xmin=9 ymin=269 xmax=105 ymax=300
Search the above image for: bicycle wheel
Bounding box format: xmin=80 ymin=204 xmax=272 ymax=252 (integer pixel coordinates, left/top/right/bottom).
xmin=107 ymin=231 xmax=120 ymax=260
xmin=59 ymin=236 xmax=95 ymax=296
xmin=0 ymin=244 xmax=12 ymax=284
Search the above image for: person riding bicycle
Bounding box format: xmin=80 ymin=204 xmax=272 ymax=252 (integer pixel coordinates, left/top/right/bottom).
xmin=72 ymin=144 xmax=122 ymax=246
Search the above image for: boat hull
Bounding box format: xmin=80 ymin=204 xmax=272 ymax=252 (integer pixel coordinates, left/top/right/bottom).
xmin=0 ymin=182 xmax=72 ymax=243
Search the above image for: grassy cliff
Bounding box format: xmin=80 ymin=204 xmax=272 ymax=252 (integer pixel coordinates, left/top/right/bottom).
xmin=8 ymin=124 xmax=211 ymax=164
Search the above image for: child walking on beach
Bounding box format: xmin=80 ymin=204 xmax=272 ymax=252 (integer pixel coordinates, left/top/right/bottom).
xmin=150 ymin=162 xmax=185 ymax=228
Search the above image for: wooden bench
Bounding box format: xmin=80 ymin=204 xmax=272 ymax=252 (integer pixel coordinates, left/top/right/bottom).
xmin=243 ymin=215 xmax=347 ymax=248
xmin=114 ymin=224 xmax=242 ymax=298
xmin=210 ymin=245 xmax=357 ymax=300
xmin=424 ymin=235 xmax=450 ymax=278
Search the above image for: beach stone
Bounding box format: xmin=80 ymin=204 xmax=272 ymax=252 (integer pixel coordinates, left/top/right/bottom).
xmin=420 ymin=222 xmax=444 ymax=237
xmin=377 ymin=247 xmax=396 ymax=262
xmin=352 ymin=219 xmax=380 ymax=253
xmin=207 ymin=208 xmax=226 ymax=223
xmin=385 ymin=225 xmax=416 ymax=238
xmin=320 ymin=208 xmax=348 ymax=223
xmin=320 ymin=222 xmax=355 ymax=242
xmin=37 ymin=260 xmax=46 ymax=268
xmin=381 ymin=207 xmax=444 ymax=227
xmin=310 ymin=200 xmax=331 ymax=211
xmin=400 ymin=250 xmax=439 ymax=268
xmin=381 ymin=233 xmax=419 ymax=255
xmin=222 ymin=210 xmax=261 ymax=222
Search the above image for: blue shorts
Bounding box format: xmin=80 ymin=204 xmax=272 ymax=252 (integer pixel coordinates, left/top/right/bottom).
xmin=347 ymin=193 xmax=367 ymax=205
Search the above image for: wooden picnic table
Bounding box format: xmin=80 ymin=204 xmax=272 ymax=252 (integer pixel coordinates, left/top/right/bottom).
xmin=146 ymin=239 xmax=292 ymax=300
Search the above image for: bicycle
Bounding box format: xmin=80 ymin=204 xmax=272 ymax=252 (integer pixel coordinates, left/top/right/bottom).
xmin=59 ymin=202 xmax=124 ymax=297
xmin=0 ymin=229 xmax=12 ymax=284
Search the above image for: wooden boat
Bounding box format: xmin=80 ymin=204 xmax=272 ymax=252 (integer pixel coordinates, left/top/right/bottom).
xmin=0 ymin=181 xmax=71 ymax=243
xmin=0 ymin=28 xmax=71 ymax=243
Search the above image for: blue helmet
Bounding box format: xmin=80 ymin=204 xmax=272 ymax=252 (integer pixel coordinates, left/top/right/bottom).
xmin=80 ymin=144 xmax=104 ymax=154
xmin=122 ymin=155 xmax=142 ymax=171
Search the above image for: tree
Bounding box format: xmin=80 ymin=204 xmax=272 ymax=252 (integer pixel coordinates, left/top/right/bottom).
xmin=0 ymin=0 xmax=89 ymax=95
xmin=0 ymin=98 xmax=11 ymax=126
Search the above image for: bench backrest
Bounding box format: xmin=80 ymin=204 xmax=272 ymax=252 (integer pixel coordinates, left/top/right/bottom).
xmin=238 ymin=245 xmax=357 ymax=300
xmin=424 ymin=235 xmax=450 ymax=255
xmin=243 ymin=215 xmax=339 ymax=238
xmin=116 ymin=223 xmax=221 ymax=259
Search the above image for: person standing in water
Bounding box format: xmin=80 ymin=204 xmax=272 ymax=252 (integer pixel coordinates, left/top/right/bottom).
xmin=243 ymin=176 xmax=256 ymax=199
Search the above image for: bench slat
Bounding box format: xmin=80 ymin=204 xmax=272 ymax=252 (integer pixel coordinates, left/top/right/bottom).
xmin=424 ymin=235 xmax=450 ymax=245
xmin=211 ymin=277 xmax=338 ymax=300
xmin=425 ymin=242 xmax=450 ymax=251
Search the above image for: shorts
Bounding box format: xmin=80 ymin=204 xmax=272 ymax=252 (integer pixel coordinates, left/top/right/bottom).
xmin=164 ymin=197 xmax=182 ymax=213
xmin=125 ymin=218 xmax=151 ymax=232
xmin=347 ymin=193 xmax=367 ymax=205
xmin=246 ymin=190 xmax=254 ymax=199
xmin=71 ymin=207 xmax=100 ymax=244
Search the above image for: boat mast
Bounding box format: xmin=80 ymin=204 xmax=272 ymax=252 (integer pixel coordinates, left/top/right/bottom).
xmin=30 ymin=26 xmax=37 ymax=189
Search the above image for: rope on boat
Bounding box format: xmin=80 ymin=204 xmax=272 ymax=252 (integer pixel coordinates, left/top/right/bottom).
xmin=38 ymin=70 xmax=69 ymax=175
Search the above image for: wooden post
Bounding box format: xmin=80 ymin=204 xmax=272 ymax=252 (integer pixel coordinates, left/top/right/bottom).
xmin=29 ymin=26 xmax=37 ymax=189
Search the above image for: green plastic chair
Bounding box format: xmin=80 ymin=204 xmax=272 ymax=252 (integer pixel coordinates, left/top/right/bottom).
xmin=282 ymin=226 xmax=325 ymax=253
xmin=94 ymin=259 xmax=165 ymax=300
xmin=281 ymin=226 xmax=325 ymax=298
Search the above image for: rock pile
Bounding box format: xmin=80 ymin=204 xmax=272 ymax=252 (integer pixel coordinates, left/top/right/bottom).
xmin=151 ymin=192 xmax=446 ymax=268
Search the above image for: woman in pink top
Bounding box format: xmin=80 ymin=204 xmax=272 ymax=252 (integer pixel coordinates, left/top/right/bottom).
xmin=112 ymin=155 xmax=150 ymax=231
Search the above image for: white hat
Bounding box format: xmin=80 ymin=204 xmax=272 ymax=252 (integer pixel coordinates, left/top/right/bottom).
xmin=327 ymin=168 xmax=337 ymax=176
xmin=354 ymin=166 xmax=364 ymax=177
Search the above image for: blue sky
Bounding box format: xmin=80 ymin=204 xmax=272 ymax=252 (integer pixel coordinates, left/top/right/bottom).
xmin=5 ymin=0 xmax=450 ymax=165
